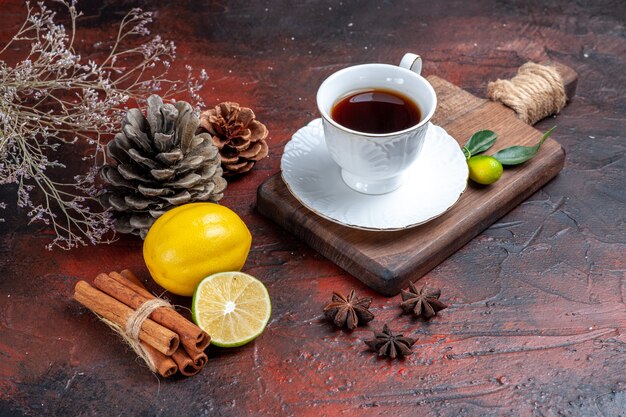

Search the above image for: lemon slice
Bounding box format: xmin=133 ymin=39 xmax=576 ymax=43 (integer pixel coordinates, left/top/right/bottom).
xmin=192 ymin=272 xmax=271 ymax=347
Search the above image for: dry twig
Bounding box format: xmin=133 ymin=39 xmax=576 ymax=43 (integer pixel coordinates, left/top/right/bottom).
xmin=0 ymin=1 xmax=207 ymax=249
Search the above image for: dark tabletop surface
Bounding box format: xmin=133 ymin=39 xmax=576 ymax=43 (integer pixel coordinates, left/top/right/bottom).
xmin=1 ymin=0 xmax=625 ymax=416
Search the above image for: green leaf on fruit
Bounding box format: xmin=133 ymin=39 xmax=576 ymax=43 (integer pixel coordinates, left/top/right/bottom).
xmin=492 ymin=126 xmax=557 ymax=166
xmin=462 ymin=130 xmax=497 ymax=159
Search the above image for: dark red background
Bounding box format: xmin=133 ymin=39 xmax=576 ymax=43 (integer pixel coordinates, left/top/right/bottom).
xmin=1 ymin=0 xmax=625 ymax=416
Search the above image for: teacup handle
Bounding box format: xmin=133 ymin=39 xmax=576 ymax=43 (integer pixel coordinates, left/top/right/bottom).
xmin=399 ymin=53 xmax=422 ymax=75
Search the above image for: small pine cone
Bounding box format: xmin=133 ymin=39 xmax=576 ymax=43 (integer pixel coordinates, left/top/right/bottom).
xmin=100 ymin=95 xmax=227 ymax=238
xmin=198 ymin=102 xmax=269 ymax=176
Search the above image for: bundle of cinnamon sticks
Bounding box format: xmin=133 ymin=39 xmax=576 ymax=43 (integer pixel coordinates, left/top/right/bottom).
xmin=74 ymin=270 xmax=210 ymax=377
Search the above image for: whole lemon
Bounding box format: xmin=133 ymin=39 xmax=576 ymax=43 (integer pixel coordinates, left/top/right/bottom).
xmin=143 ymin=202 xmax=252 ymax=296
xmin=467 ymin=155 xmax=503 ymax=185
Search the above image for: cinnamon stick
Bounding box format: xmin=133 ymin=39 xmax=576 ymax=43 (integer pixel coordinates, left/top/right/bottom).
xmin=183 ymin=344 xmax=208 ymax=369
xmin=94 ymin=272 xmax=211 ymax=353
xmin=172 ymin=347 xmax=200 ymax=376
xmin=74 ymin=281 xmax=179 ymax=356
xmin=118 ymin=270 xmax=210 ymax=351
xmin=116 ymin=270 xmax=154 ymax=299
xmin=119 ymin=270 xmax=209 ymax=374
xmin=142 ymin=343 xmax=178 ymax=377
xmin=119 ymin=269 xmax=145 ymax=288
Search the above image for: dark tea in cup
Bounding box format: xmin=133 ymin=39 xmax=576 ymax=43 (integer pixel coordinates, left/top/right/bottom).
xmin=316 ymin=52 xmax=436 ymax=194
xmin=331 ymin=88 xmax=421 ymax=134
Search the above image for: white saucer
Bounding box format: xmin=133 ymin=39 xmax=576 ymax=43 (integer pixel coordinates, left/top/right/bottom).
xmin=280 ymin=119 xmax=468 ymax=231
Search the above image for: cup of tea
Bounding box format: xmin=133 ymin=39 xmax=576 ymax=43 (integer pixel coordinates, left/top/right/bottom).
xmin=316 ymin=53 xmax=437 ymax=194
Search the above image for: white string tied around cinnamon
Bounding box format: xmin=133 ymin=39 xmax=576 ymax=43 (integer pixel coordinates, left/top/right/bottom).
xmin=487 ymin=62 xmax=566 ymax=125
xmin=102 ymin=298 xmax=173 ymax=372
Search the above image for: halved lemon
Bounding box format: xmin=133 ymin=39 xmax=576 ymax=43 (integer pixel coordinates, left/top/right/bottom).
xmin=192 ymin=272 xmax=271 ymax=347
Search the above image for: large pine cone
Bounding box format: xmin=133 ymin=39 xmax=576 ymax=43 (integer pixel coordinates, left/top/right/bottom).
xmin=199 ymin=102 xmax=269 ymax=176
xmin=100 ymin=95 xmax=227 ymax=238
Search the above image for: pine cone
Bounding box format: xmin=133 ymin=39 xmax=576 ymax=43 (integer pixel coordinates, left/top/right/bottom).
xmin=198 ymin=102 xmax=269 ymax=176
xmin=100 ymin=95 xmax=227 ymax=238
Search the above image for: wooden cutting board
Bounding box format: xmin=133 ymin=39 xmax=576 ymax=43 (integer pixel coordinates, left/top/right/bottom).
xmin=257 ymin=65 xmax=575 ymax=296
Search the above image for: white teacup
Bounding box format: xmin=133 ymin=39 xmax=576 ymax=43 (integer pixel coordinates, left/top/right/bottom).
xmin=316 ymin=53 xmax=437 ymax=194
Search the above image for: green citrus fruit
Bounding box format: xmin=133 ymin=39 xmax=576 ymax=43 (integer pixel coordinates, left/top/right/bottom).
xmin=467 ymin=155 xmax=503 ymax=185
xmin=192 ymin=271 xmax=271 ymax=347
xmin=143 ymin=202 xmax=252 ymax=296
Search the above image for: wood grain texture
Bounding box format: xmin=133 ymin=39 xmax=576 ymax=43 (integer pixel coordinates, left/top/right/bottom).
xmin=258 ymin=75 xmax=566 ymax=295
xmin=0 ymin=0 xmax=625 ymax=416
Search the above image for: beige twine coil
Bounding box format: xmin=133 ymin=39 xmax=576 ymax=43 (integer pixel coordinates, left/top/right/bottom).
xmin=487 ymin=62 xmax=566 ymax=125
xmin=101 ymin=298 xmax=173 ymax=372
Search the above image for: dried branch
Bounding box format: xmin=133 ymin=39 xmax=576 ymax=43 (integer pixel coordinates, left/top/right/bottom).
xmin=0 ymin=1 xmax=207 ymax=249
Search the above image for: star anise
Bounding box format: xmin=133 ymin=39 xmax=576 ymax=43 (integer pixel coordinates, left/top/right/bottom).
xmin=400 ymin=282 xmax=448 ymax=319
xmin=364 ymin=324 xmax=416 ymax=359
xmin=323 ymin=290 xmax=374 ymax=329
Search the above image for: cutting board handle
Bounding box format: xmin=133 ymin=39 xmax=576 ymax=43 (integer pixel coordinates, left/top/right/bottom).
xmin=545 ymin=61 xmax=578 ymax=102
xmin=488 ymin=61 xmax=578 ymax=125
